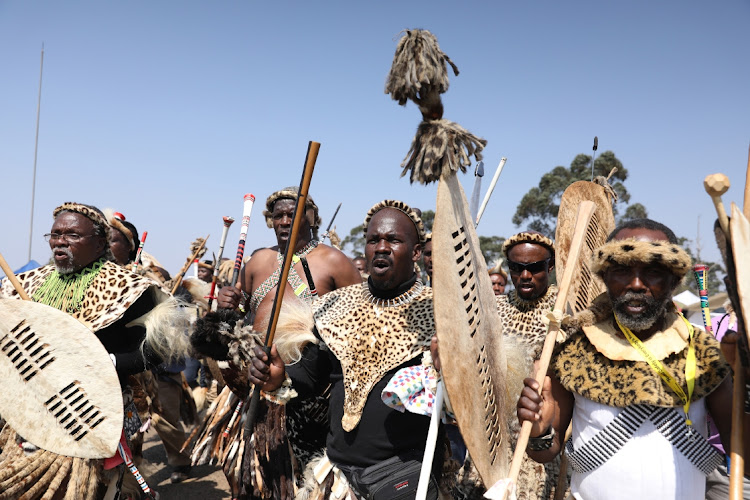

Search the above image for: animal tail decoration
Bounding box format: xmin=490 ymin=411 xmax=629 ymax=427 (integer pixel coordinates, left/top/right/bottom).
xmin=385 ymin=29 xmax=486 ymax=184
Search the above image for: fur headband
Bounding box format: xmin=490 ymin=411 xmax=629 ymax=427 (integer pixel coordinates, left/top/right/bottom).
xmin=502 ymin=231 xmax=555 ymax=259
xmin=104 ymin=209 xmax=135 ymax=251
xmin=53 ymin=202 xmax=114 ymax=261
xmin=363 ymin=199 xmax=427 ymax=245
xmin=263 ymin=187 xmax=322 ymax=239
xmin=590 ymin=238 xmax=692 ymax=279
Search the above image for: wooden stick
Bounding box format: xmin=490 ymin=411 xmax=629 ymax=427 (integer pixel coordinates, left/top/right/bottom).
xmin=243 ymin=140 xmax=321 ymax=434
xmin=171 ymin=234 xmax=209 ymax=294
xmin=498 ymin=201 xmax=596 ymax=499
xmin=207 ymin=216 xmax=235 ymax=310
xmin=0 ymin=252 xmax=31 ymax=300
xmin=744 ymin=142 xmax=750 ymax=219
xmin=731 ymin=385 xmax=747 ymax=500
xmin=704 ymin=173 xmax=731 ymax=237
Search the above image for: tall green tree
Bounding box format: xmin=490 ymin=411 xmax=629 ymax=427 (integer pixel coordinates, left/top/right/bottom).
xmin=512 ymin=151 xmax=636 ymax=237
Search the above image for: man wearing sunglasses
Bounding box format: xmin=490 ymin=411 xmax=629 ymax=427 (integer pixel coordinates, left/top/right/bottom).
xmin=495 ymin=231 xmax=560 ymax=499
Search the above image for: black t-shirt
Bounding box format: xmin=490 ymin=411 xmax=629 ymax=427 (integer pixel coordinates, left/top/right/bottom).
xmin=288 ymin=343 xmax=432 ymax=467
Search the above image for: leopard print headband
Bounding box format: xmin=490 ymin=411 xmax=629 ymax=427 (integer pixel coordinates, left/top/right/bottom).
xmin=590 ymin=238 xmax=692 ymax=279
xmin=363 ymin=199 xmax=427 ymax=245
xmin=502 ymin=231 xmax=555 ymax=259
xmin=263 ymin=187 xmax=322 ymax=238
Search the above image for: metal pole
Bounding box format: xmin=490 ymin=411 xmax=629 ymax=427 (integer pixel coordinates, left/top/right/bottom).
xmin=28 ymin=43 xmax=45 ymax=262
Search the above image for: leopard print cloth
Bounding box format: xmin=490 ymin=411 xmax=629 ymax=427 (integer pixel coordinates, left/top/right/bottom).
xmin=1 ymin=262 xmax=162 ymax=332
xmin=312 ymin=281 xmax=434 ymax=432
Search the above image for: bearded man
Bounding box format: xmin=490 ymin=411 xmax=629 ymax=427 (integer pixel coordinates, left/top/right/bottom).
xmin=0 ymin=201 xmax=188 ymax=499
xmin=248 ymin=200 xmax=448 ymax=499
xmin=517 ymin=218 xmax=748 ymax=500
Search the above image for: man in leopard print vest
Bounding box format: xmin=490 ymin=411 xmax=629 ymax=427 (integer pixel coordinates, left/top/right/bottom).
xmin=517 ymin=218 xmax=746 ymax=500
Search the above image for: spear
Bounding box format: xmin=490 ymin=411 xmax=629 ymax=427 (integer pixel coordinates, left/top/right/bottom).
xmin=469 ymin=161 xmax=484 ymax=222
xmin=321 ymin=202 xmax=342 ymax=243
xmin=475 ymin=157 xmax=507 ymax=227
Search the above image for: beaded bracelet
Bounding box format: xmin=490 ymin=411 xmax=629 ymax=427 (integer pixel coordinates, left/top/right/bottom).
xmin=527 ymin=426 xmax=556 ymax=451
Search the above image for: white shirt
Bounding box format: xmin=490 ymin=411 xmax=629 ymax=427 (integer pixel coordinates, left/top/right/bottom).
xmin=570 ymin=395 xmax=709 ymax=500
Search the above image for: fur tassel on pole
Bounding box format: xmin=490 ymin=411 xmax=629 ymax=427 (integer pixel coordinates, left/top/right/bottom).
xmin=385 ymin=29 xmax=458 ymax=106
xmin=386 ymin=29 xmax=486 ymax=185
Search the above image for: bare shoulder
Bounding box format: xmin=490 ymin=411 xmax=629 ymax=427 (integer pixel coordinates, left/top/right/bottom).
xmin=311 ymin=243 xmax=353 ymax=263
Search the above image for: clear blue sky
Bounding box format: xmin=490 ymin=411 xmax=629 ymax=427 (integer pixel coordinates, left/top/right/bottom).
xmin=1 ymin=1 xmax=748 ymax=274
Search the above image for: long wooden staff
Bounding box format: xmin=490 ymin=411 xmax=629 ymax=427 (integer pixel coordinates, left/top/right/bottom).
xmin=207 ymin=216 xmax=235 ymax=310
xmin=230 ymin=194 xmax=256 ymax=289
xmin=488 ymin=201 xmax=596 ymax=500
xmin=131 ymin=231 xmax=148 ymax=272
xmin=171 ymin=235 xmax=210 ymax=294
xmin=704 ymin=173 xmax=745 ymax=499
xmin=243 ymin=140 xmax=321 ymax=434
xmin=0 ymin=252 xmax=31 ymax=300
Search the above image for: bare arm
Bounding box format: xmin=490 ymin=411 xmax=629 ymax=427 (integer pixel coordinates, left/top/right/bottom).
xmin=517 ymin=374 xmax=574 ymax=463
xmin=330 ymin=250 xmax=364 ymax=289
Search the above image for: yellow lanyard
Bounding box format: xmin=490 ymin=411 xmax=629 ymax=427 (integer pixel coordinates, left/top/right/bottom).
xmin=615 ymin=314 xmax=697 ymax=426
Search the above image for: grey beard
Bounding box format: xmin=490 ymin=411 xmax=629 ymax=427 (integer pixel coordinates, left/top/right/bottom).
xmin=611 ymin=291 xmax=671 ymax=332
xmin=53 ymin=248 xmax=76 ymax=275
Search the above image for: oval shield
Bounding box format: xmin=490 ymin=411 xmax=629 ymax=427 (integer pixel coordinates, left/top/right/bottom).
xmin=0 ymin=299 xmax=122 ymax=459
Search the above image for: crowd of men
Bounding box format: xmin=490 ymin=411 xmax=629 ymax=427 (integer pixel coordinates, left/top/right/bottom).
xmin=0 ymin=188 xmax=746 ymax=500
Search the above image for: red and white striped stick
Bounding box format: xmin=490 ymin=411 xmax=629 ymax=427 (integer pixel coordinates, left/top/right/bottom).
xmin=131 ymin=231 xmax=148 ymax=272
xmin=230 ymin=194 xmax=256 ymax=288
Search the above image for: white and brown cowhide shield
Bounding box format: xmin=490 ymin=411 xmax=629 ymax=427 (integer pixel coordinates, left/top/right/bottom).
xmin=0 ymin=300 xmax=122 ymax=458
xmin=730 ymin=203 xmax=750 ymax=349
xmin=555 ymin=180 xmax=615 ymax=314
xmin=433 ymin=173 xmax=510 ymax=486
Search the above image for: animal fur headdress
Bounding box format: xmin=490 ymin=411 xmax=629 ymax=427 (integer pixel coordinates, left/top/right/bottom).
xmin=502 ymin=231 xmax=555 ymax=259
xmin=363 ymin=199 xmax=427 ymax=245
xmin=53 ymin=202 xmax=115 ymax=262
xmin=104 ymin=209 xmax=135 ymax=251
xmin=385 ymin=29 xmax=486 ymax=184
xmin=488 ymin=259 xmax=507 ymax=281
xmin=263 ymin=186 xmax=322 ymax=239
xmin=590 ymin=238 xmax=692 ymax=279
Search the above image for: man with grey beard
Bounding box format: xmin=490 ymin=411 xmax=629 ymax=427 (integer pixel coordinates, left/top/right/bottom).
xmin=0 ymin=202 xmax=190 ymax=499
xmin=1 ymin=202 xmax=181 ymax=383
xmin=516 ymin=218 xmax=750 ymax=500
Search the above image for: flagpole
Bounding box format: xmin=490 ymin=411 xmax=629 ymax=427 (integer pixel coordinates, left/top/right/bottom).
xmin=28 ymin=43 xmax=45 ymax=263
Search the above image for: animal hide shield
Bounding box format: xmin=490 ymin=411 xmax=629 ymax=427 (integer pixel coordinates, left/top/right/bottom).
xmin=730 ymin=203 xmax=750 ymax=348
xmin=555 ymin=180 xmax=615 ymax=314
xmin=0 ymin=300 xmax=122 ymax=458
xmin=433 ymin=173 xmax=510 ymax=486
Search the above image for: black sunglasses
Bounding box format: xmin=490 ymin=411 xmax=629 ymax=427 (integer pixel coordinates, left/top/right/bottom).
xmin=507 ymin=258 xmax=550 ymax=274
